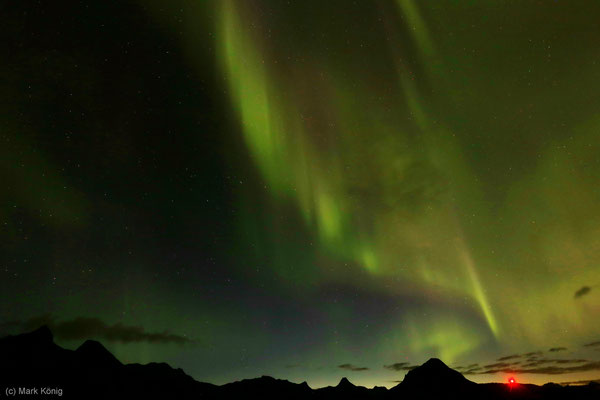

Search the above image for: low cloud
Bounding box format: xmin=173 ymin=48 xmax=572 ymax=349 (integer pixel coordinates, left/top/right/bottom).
xmin=522 ymin=361 xmax=543 ymax=368
xmin=559 ymin=379 xmax=600 ymax=386
xmin=383 ymin=362 xmax=418 ymax=371
xmin=384 ymin=362 xmax=409 ymax=371
xmin=548 ymin=347 xmax=567 ymax=352
xmin=1 ymin=315 xmax=194 ymax=345
xmin=483 ymin=362 xmax=513 ymax=369
xmin=574 ymin=286 xmax=591 ymax=299
xmin=454 ymin=364 xmax=481 ymax=373
xmin=554 ymin=359 xmax=587 ymax=364
xmin=497 ymin=354 xmax=522 ymax=361
xmin=338 ymin=364 xmax=369 ymax=372
xmin=473 ymin=361 xmax=600 ymax=375
xmin=524 ymin=351 xmax=543 ymax=357
xmin=521 ymin=359 xmax=588 ymax=368
xmin=461 ymin=355 xmax=591 ymax=376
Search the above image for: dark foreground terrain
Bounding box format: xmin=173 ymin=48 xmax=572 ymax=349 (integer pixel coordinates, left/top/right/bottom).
xmin=1 ymin=327 xmax=598 ymax=399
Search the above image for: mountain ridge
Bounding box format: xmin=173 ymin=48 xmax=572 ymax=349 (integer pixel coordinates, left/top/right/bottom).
xmin=0 ymin=326 xmax=598 ymax=399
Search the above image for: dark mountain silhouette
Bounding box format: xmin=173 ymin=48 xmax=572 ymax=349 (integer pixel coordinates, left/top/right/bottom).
xmin=76 ymin=339 xmax=122 ymax=369
xmin=314 ymin=376 xmax=383 ymax=399
xmin=221 ymin=375 xmax=313 ymax=399
xmin=0 ymin=326 xmax=215 ymax=399
xmin=337 ymin=376 xmax=354 ymax=388
xmin=402 ymin=357 xmax=475 ymax=388
xmin=1 ymin=327 xmax=599 ymax=399
xmin=390 ymin=357 xmax=477 ymax=399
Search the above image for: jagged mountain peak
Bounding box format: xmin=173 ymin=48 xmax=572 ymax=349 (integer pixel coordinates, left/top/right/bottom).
xmin=76 ymin=339 xmax=122 ymax=368
xmin=397 ymin=357 xmax=475 ymax=392
xmin=421 ymin=358 xmax=448 ymax=369
xmin=26 ymin=325 xmax=54 ymax=343
xmin=337 ymin=377 xmax=355 ymax=388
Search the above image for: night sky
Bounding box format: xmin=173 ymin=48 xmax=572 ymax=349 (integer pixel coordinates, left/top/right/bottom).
xmin=2 ymin=0 xmax=600 ymax=388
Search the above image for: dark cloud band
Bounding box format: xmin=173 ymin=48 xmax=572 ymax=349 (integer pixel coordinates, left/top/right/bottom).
xmin=1 ymin=315 xmax=194 ymax=345
xmin=548 ymin=347 xmax=567 ymax=352
xmin=574 ymin=286 xmax=591 ymax=299
xmin=338 ymin=363 xmax=369 ymax=372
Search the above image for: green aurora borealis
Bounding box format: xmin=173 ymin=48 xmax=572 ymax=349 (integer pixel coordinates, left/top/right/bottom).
xmin=2 ymin=0 xmax=600 ymax=388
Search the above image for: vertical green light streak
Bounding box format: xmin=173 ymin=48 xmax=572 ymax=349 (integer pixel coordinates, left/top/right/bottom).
xmin=219 ymin=0 xmax=500 ymax=353
xmin=393 ymin=0 xmax=500 ymax=338
xmin=221 ymin=1 xmax=285 ymax=194
xmin=396 ymin=0 xmax=435 ymax=59
xmin=219 ymin=1 xmax=351 ymax=256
